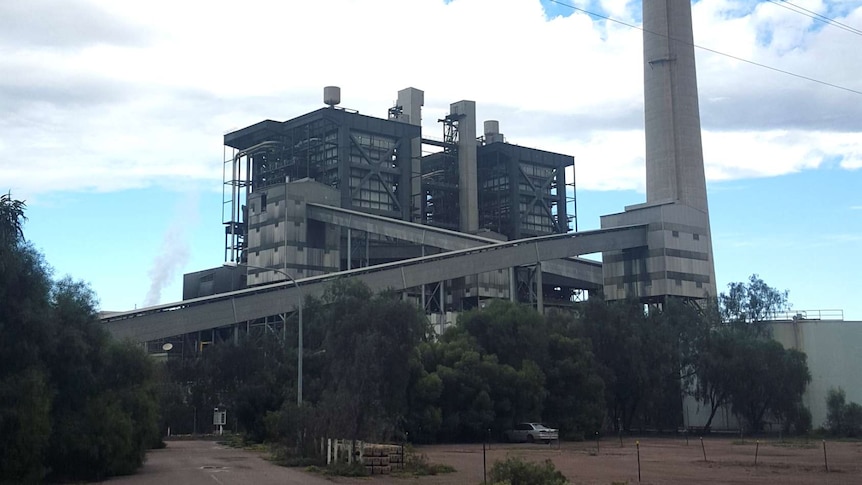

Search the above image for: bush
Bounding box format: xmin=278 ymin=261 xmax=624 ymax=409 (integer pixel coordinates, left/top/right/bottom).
xmin=826 ymin=387 xmax=862 ymax=437
xmin=844 ymin=402 xmax=862 ymax=438
xmin=782 ymin=402 xmax=812 ymax=435
xmin=487 ymin=457 xmax=568 ymax=485
xmin=324 ymin=461 xmax=368 ymax=477
xmin=401 ymin=450 xmax=455 ymax=476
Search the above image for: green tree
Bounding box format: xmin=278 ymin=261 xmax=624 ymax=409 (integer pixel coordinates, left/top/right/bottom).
xmin=316 ymin=280 xmax=430 ymax=443
xmin=727 ymin=339 xmax=810 ymax=431
xmin=0 ymin=368 xmax=52 ymax=482
xmin=0 ymin=192 xmax=27 ymax=250
xmin=420 ymin=302 xmax=604 ymax=441
xmin=826 ymin=388 xmax=862 ymax=437
xmin=543 ymin=311 xmax=605 ymax=438
xmin=458 ymin=300 xmax=550 ymax=369
xmin=720 ymin=274 xmax=789 ymax=323
xmin=692 ymin=276 xmax=809 ymax=433
xmin=0 ymin=194 xmax=160 ymax=482
xmin=691 ymin=324 xmax=742 ymax=430
xmin=403 ymin=345 xmax=443 ymax=443
xmin=575 ymin=298 xmax=659 ymax=431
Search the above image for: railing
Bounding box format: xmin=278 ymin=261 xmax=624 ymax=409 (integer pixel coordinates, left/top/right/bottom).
xmin=767 ymin=309 xmax=844 ymax=321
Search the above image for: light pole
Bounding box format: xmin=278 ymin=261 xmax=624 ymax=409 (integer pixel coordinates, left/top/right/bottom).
xmin=224 ymin=261 xmax=303 ymax=406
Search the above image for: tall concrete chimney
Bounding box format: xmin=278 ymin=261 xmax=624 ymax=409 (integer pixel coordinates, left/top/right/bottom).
xmin=644 ymin=0 xmax=709 ymax=213
xmin=600 ymin=0 xmax=716 ymax=301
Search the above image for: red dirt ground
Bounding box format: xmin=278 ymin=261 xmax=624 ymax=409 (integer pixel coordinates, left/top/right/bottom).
xmin=332 ymin=437 xmax=862 ymax=484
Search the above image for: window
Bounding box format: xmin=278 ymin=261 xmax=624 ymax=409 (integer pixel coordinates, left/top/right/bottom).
xmin=693 ymin=233 xmax=700 ymax=240
xmin=672 ymin=230 xmax=679 ymax=238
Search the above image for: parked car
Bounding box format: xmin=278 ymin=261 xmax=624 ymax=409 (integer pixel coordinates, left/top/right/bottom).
xmin=504 ymin=423 xmax=559 ymax=443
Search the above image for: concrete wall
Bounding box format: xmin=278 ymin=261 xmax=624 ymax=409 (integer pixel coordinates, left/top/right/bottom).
xmin=771 ymin=319 xmax=862 ymax=429
xmin=601 ymin=201 xmax=715 ymax=300
xmin=643 ymin=0 xmax=709 ymax=213
xmin=246 ymin=180 xmax=341 ymax=285
xmin=683 ymin=319 xmax=862 ymax=431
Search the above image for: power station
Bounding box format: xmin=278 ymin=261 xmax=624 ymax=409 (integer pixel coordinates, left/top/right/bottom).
xmin=103 ymin=0 xmax=717 ymax=354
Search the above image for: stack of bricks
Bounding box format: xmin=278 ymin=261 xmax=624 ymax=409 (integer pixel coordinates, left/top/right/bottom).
xmin=362 ymin=444 xmax=403 ymax=475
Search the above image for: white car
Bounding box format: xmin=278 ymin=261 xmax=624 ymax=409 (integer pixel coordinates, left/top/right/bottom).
xmin=504 ymin=423 xmax=559 ymax=443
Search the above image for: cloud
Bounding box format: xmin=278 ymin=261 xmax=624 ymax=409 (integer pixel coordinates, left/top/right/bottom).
xmin=0 ymin=0 xmax=151 ymax=49
xmin=1 ymin=0 xmax=860 ymax=198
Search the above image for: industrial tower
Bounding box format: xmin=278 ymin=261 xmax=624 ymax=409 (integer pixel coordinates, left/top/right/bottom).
xmin=601 ymin=0 xmax=717 ymax=301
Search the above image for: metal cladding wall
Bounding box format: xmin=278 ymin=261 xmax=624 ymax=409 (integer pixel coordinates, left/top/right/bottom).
xmin=224 ymin=107 xmax=421 ymax=222
xmin=182 ymin=265 xmax=245 ymax=300
xmin=245 ymin=181 xmax=342 ymax=286
xmin=477 ymin=141 xmax=571 ymax=240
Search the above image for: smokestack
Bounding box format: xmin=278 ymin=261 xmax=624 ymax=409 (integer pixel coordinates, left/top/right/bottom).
xmin=643 ymin=0 xmax=709 ymax=213
xmin=601 ymin=0 xmax=716 ymax=302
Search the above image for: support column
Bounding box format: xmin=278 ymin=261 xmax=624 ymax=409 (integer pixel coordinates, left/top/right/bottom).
xmin=509 ymin=267 xmax=517 ymax=303
xmin=451 ymin=100 xmax=478 ymax=233
xmin=535 ymin=262 xmax=543 ymax=314
xmin=396 ymin=88 xmax=425 ymax=223
xmin=347 ymin=228 xmax=352 ymax=270
xmin=421 ymin=245 xmax=426 ymax=312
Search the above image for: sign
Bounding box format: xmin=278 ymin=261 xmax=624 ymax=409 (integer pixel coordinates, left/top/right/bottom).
xmin=213 ymin=408 xmax=226 ymax=426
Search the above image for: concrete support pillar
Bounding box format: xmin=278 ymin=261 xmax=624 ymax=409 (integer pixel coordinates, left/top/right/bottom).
xmin=439 ymin=279 xmax=445 ymax=314
xmin=396 ymin=88 xmax=425 ymax=223
xmin=535 ymin=262 xmax=543 ymax=314
xmin=347 ymin=227 xmax=352 ymax=270
xmin=451 ymin=100 xmax=478 ymax=233
xmin=421 ymin=245 xmax=426 ymax=312
xmin=509 ymin=267 xmax=517 ymax=303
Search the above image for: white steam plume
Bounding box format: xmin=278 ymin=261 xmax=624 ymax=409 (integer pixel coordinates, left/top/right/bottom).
xmin=143 ymin=192 xmax=199 ymax=307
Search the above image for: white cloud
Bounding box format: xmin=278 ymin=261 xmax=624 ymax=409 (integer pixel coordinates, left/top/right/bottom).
xmin=1 ymin=0 xmax=860 ymax=198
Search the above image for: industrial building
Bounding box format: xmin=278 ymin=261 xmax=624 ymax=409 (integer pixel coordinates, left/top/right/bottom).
xmin=99 ymin=0 xmax=862 ymax=437
xmin=183 ymin=86 xmax=585 ymax=327
xmin=102 ymin=0 xmax=718 ymax=355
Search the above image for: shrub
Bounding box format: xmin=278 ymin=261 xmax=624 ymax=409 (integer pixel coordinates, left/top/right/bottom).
xmin=826 ymin=387 xmax=862 ymax=437
xmin=487 ymin=457 xmax=568 ymax=485
xmin=401 ymin=450 xmax=455 ymax=476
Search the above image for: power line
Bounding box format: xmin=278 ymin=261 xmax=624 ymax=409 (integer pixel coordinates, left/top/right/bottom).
xmin=545 ymin=0 xmax=862 ymax=96
xmin=769 ymin=0 xmax=862 ymax=36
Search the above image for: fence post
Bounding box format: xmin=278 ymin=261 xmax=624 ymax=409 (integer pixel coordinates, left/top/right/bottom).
xmin=823 ymin=440 xmax=829 ymax=472
xmin=483 ymin=439 xmax=487 ymax=484
xmin=754 ymin=440 xmax=759 ymax=466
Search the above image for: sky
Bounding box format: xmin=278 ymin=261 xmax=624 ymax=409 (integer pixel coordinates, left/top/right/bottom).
xmin=2 ymin=0 xmax=861 ymax=319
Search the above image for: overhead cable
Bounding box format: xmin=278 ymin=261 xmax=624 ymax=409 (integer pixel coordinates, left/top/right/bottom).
xmin=544 ymin=0 xmax=862 ymax=96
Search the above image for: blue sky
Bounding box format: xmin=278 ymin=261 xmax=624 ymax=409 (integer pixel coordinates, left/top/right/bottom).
xmin=4 ymin=0 xmax=862 ymax=319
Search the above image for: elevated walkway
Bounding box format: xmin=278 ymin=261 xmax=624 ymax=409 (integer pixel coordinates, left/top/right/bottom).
xmin=102 ymin=225 xmax=647 ymax=342
xmin=307 ymin=203 xmax=603 ymax=287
